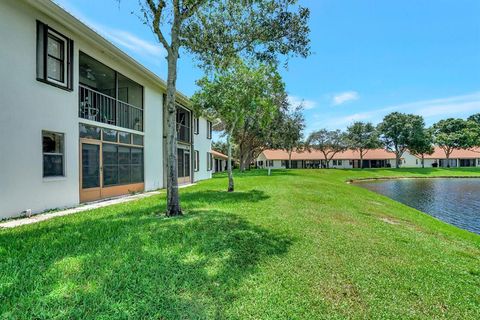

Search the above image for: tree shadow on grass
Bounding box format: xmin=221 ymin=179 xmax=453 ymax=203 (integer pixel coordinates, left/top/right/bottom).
xmin=0 ymin=206 xmax=292 ymax=319
xmin=213 ymin=169 xmax=301 ymax=179
xmin=180 ymin=189 xmax=269 ymax=209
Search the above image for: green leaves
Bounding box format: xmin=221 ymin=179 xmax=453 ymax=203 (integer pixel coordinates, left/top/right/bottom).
xmin=191 ymin=61 xmax=285 ymax=135
xmin=432 ymin=118 xmax=479 ymax=155
xmin=346 ymin=122 xmax=381 ymax=154
xmin=179 ymin=0 xmax=311 ymax=68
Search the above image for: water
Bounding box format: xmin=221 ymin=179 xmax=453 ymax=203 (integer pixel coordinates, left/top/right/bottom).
xmin=356 ymin=178 xmax=480 ymax=234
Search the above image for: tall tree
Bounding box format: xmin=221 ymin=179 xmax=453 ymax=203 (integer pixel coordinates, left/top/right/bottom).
xmin=467 ymin=114 xmax=480 ymax=147
xmin=192 ymin=61 xmax=286 ymax=192
xmin=306 ymin=129 xmax=348 ymax=168
xmin=212 ymin=141 xmax=229 ymax=156
xmin=468 ymin=113 xmax=480 ymax=126
xmin=346 ymin=122 xmax=381 ymax=169
xmin=278 ymin=106 xmax=305 ymax=169
xmin=409 ymin=128 xmax=434 ymax=168
xmin=432 ymin=118 xmax=478 ymax=165
xmin=377 ymin=112 xmax=425 ymax=168
xmin=137 ymin=0 xmax=310 ymax=215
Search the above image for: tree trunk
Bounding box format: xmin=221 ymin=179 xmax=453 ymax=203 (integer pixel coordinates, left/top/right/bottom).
xmin=227 ymin=132 xmax=234 ymax=192
xmin=238 ymin=147 xmax=247 ymax=172
xmin=360 ymin=152 xmax=364 ymax=169
xmin=395 ymin=153 xmax=401 ymax=168
xmin=246 ymin=151 xmax=254 ymax=170
xmin=165 ymin=50 xmax=182 ymax=216
xmin=288 ymin=151 xmax=292 ymax=169
xmin=421 ymin=155 xmax=425 ymax=168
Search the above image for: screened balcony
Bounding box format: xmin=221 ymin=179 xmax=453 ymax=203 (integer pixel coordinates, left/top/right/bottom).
xmin=78 ymin=52 xmax=144 ymax=132
xmin=176 ymin=106 xmax=191 ymax=143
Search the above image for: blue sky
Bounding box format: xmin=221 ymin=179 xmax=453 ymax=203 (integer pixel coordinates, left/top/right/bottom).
xmin=55 ymin=0 xmax=480 ymax=136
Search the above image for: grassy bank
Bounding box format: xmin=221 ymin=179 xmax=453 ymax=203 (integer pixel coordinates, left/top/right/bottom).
xmin=1 ymin=168 xmax=479 ymax=319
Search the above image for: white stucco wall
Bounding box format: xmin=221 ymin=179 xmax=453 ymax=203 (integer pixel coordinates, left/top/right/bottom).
xmin=0 ymin=2 xmax=80 ymax=219
xmin=0 ymin=1 xmax=166 ymax=219
xmin=143 ymin=89 xmax=163 ymax=190
xmin=193 ymin=117 xmax=212 ymax=181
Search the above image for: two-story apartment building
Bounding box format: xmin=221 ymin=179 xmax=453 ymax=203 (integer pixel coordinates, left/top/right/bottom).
xmin=0 ymin=0 xmax=213 ymax=219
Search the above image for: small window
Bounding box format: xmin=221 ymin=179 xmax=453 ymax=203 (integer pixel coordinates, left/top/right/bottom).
xmin=194 ymin=117 xmax=199 ymax=135
xmin=79 ymin=124 xmax=101 ymax=140
xmin=37 ymin=21 xmax=73 ymax=90
xmin=207 ymin=121 xmax=212 ymax=139
xmin=268 ymin=160 xmax=274 ymax=167
xmin=133 ymin=134 xmax=144 ymax=146
xmin=207 ymin=152 xmax=213 ymax=171
xmin=281 ymin=160 xmax=286 ymax=167
xmin=43 ymin=131 xmax=64 ymax=177
xmin=194 ymin=150 xmax=199 ymax=171
xmin=119 ymin=132 xmax=132 ymax=144
xmin=103 ymin=129 xmax=117 ymax=142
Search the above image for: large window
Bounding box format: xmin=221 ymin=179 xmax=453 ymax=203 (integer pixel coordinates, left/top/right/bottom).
xmin=36 ymin=21 xmax=73 ymax=90
xmin=79 ymin=124 xmax=144 ymax=186
xmin=102 ymin=145 xmax=144 ymax=186
xmin=79 ymin=52 xmax=116 ymax=97
xmin=177 ymin=107 xmax=191 ymax=143
xmin=79 ymin=52 xmax=144 ymax=131
xmin=42 ymin=131 xmax=64 ymax=177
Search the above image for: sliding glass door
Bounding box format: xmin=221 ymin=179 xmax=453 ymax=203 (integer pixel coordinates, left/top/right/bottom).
xmin=177 ymin=148 xmax=191 ymax=185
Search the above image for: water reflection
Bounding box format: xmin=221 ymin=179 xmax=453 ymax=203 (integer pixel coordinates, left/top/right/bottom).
xmin=357 ymin=178 xmax=480 ymax=234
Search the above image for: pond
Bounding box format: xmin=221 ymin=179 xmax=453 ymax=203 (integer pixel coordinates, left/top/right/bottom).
xmin=356 ymin=178 xmax=480 ymax=235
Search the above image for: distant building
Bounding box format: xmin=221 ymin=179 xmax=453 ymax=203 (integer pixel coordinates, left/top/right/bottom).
xmin=212 ymin=150 xmax=228 ymax=173
xmin=257 ymin=147 xmax=480 ymax=169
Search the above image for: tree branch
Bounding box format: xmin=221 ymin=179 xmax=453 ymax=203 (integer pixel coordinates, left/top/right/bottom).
xmin=146 ymin=0 xmax=171 ymax=54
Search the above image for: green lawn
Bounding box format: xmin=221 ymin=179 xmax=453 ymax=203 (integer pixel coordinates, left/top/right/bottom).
xmin=1 ymin=168 xmax=480 ymax=319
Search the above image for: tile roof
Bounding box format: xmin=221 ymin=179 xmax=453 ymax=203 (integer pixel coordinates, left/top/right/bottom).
xmin=412 ymin=147 xmax=480 ymax=159
xmin=260 ymin=147 xmax=480 ymax=161
xmin=211 ymin=150 xmax=228 ymax=160
xmin=260 ymin=149 xmax=397 ymax=160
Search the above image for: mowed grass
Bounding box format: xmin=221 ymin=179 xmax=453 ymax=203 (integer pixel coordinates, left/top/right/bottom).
xmin=1 ymin=168 xmax=480 ymax=319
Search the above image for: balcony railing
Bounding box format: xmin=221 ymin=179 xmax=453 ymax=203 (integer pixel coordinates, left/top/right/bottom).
xmin=177 ymin=123 xmax=191 ymax=143
xmin=79 ymin=85 xmax=143 ymax=131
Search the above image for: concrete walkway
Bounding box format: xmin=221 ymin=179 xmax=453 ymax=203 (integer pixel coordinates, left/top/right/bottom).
xmin=0 ymin=183 xmax=194 ymax=229
xmin=0 ymin=191 xmax=160 ymax=229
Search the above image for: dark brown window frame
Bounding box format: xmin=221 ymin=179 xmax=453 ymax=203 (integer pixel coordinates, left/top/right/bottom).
xmin=207 ymin=152 xmax=213 ymax=171
xmin=207 ymin=120 xmax=212 ymax=139
xmin=36 ymin=21 xmax=73 ymax=91
xmin=42 ymin=130 xmax=65 ymax=178
xmin=194 ymin=150 xmax=199 ymax=172
xmin=194 ymin=117 xmax=200 ymax=135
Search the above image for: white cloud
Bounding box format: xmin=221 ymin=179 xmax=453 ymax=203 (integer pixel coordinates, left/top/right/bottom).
xmin=100 ymin=27 xmax=166 ymax=59
xmin=288 ymin=95 xmax=317 ymax=110
xmin=53 ymin=0 xmax=166 ymax=61
xmin=325 ymin=91 xmax=480 ymax=129
xmin=332 ymin=91 xmax=359 ymax=105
